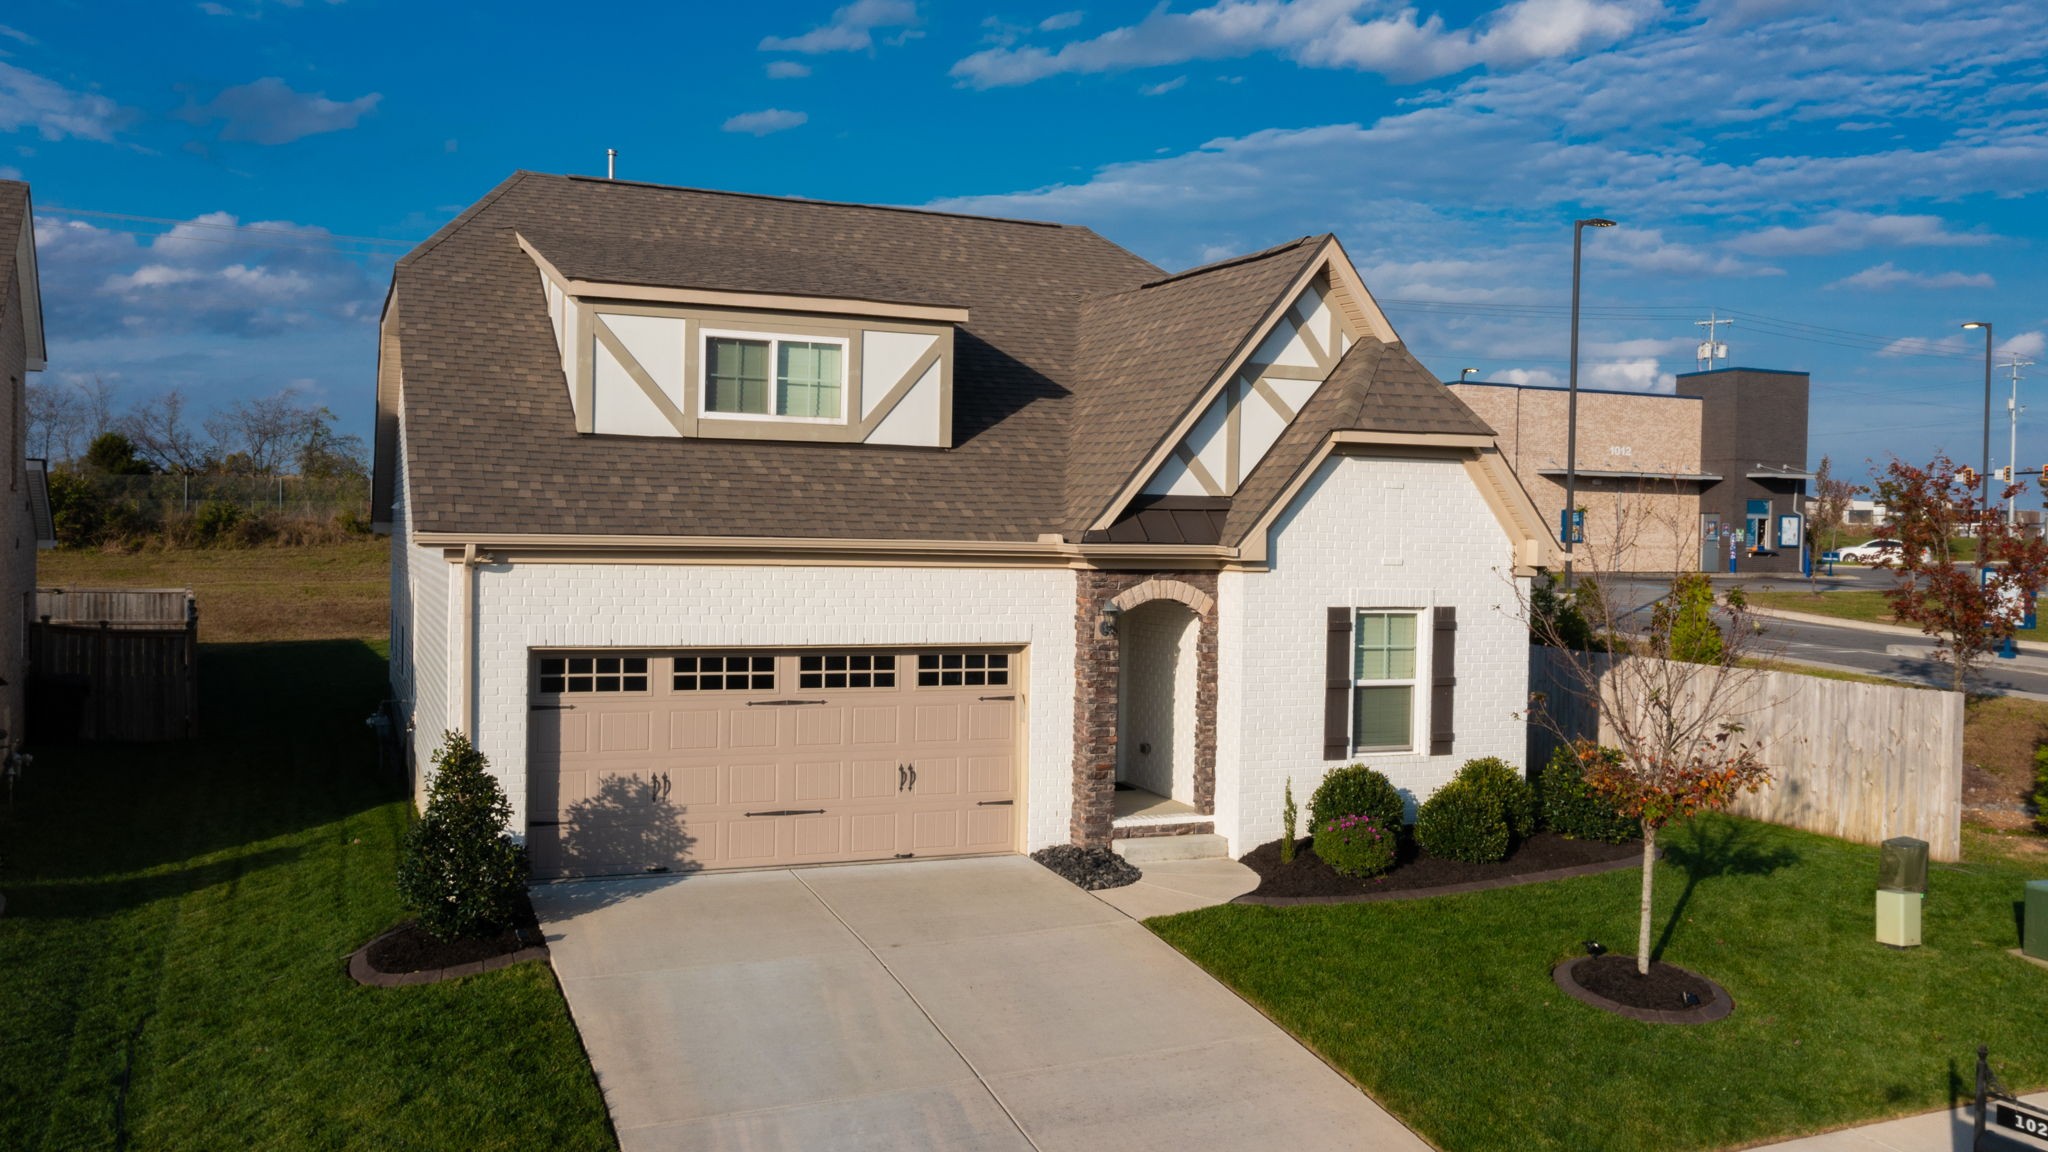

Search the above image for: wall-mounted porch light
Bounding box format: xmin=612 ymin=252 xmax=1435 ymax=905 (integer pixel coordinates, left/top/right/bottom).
xmin=1099 ymin=604 xmax=1120 ymax=636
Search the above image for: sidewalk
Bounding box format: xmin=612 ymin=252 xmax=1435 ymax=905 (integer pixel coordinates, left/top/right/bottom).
xmin=1748 ymin=1090 xmax=2048 ymax=1151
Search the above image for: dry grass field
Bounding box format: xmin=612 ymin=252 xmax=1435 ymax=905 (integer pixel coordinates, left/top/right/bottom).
xmin=37 ymin=539 xmax=388 ymax=643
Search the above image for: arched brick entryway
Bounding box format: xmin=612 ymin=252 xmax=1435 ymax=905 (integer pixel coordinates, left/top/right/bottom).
xmin=1071 ymin=571 xmax=1218 ymax=847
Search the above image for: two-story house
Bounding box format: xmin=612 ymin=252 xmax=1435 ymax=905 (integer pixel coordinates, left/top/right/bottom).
xmin=374 ymin=172 xmax=1556 ymax=878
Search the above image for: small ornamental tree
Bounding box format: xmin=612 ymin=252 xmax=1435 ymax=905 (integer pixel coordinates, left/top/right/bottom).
xmin=397 ymin=732 xmax=530 ymax=940
xmin=1524 ymin=482 xmax=1777 ymax=976
xmin=1805 ymin=455 xmax=1860 ymax=590
xmin=1876 ymin=455 xmax=2048 ymax=692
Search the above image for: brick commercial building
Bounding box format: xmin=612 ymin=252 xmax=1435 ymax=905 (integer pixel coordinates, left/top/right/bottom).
xmin=1451 ymin=366 xmax=1811 ymax=575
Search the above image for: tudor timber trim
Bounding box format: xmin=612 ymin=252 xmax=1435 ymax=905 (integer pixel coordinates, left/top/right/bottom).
xmin=1088 ymin=236 xmax=1399 ymax=532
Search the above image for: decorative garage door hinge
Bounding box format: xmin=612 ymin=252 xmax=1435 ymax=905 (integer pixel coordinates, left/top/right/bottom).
xmin=978 ymin=694 xmax=1016 ymax=701
xmin=743 ymin=808 xmax=827 ymax=817
xmin=976 ymin=800 xmax=1013 ymax=806
xmin=530 ymin=703 xmax=575 ymax=711
xmin=746 ymin=699 xmax=828 ymax=707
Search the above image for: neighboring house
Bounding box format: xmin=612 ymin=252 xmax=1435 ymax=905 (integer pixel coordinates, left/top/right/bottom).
xmin=374 ymin=172 xmax=1557 ymax=878
xmin=0 ymin=181 xmax=48 ymax=750
xmin=1452 ymin=366 xmax=1812 ymax=575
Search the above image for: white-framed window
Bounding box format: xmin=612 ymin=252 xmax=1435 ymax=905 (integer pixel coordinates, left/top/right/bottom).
xmin=1353 ymin=610 xmax=1418 ymax=752
xmin=699 ymin=329 xmax=848 ymax=423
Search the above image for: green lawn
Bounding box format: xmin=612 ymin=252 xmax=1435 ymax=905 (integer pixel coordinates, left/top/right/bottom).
xmin=1750 ymin=587 xmax=2048 ymax=642
xmin=0 ymin=640 xmax=616 ymax=1150
xmin=1150 ymin=815 xmax=2048 ymax=1152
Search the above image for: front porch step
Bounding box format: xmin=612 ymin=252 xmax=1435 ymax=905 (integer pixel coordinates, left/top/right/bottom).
xmin=1111 ymin=833 xmax=1229 ymax=864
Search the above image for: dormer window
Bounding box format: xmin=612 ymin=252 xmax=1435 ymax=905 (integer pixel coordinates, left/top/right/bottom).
xmin=703 ymin=332 xmax=847 ymax=423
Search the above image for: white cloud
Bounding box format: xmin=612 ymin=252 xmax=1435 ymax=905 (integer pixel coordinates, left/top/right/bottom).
xmin=1594 ymin=226 xmax=1778 ymax=277
xmin=1492 ymin=358 xmax=1672 ymax=391
xmin=1141 ymin=75 xmax=1187 ymax=96
xmin=950 ymin=0 xmax=1657 ymax=88
xmin=0 ymin=62 xmax=126 ymax=142
xmin=183 ymin=77 xmax=380 ymax=145
xmin=1829 ymin=262 xmax=1995 ymax=290
xmin=1730 ymin=211 xmax=1995 ymax=255
xmin=34 ymin=211 xmax=381 ymax=339
xmin=1040 ymin=10 xmax=1085 ymax=31
xmin=766 ymin=60 xmax=813 ymax=78
xmin=722 ymin=108 xmax=808 ymax=136
xmin=0 ymin=24 xmax=36 ymax=44
xmin=2000 ymin=331 xmax=2045 ymax=360
xmin=760 ymin=0 xmax=918 ymax=54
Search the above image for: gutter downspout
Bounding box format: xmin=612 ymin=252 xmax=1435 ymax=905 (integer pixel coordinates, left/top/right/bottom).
xmin=458 ymin=543 xmax=485 ymax=735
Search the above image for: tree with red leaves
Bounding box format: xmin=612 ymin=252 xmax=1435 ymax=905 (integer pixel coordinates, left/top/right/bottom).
xmin=1876 ymin=455 xmax=2048 ymax=693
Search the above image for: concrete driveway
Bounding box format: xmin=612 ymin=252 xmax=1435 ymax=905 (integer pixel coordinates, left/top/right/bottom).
xmin=532 ymin=855 xmax=1426 ymax=1152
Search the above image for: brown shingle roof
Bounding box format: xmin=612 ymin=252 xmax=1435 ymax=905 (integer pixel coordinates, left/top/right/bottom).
xmin=518 ymin=228 xmax=952 ymax=309
xmin=1221 ymin=338 xmax=1493 ymax=546
xmin=389 ymin=173 xmax=1471 ymax=548
xmin=0 ymin=181 xmax=25 ymax=329
xmin=1064 ymin=237 xmax=1324 ymax=530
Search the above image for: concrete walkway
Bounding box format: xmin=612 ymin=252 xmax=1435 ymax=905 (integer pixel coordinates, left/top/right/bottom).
xmin=1749 ymin=1090 xmax=2048 ymax=1151
xmin=1091 ymin=856 xmax=1262 ymax=919
xmin=532 ymin=855 xmax=1425 ymax=1152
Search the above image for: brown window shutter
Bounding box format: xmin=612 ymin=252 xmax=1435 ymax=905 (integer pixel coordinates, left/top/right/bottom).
xmin=1430 ymin=606 xmax=1457 ymax=755
xmin=1325 ymin=607 xmax=1352 ymax=760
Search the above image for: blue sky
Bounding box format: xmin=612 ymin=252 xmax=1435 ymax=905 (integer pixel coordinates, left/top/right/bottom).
xmin=4 ymin=0 xmax=2045 ymax=484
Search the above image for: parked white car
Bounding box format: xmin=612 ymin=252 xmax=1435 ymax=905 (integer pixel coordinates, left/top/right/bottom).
xmin=1833 ymin=538 xmax=1906 ymax=565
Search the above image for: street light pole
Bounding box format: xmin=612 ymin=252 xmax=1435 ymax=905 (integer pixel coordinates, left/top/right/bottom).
xmin=1965 ymin=321 xmax=1994 ymax=512
xmin=1564 ymin=217 xmax=1617 ymax=586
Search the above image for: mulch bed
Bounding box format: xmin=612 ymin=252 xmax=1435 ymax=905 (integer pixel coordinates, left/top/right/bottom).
xmin=349 ymin=895 xmax=549 ymax=987
xmin=1236 ymin=831 xmax=1640 ymax=903
xmin=1555 ymin=954 xmax=1734 ymax=1024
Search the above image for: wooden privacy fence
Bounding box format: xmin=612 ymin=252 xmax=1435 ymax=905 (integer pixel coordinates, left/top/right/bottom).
xmin=29 ymin=588 xmax=199 ymax=742
xmin=1528 ymin=646 xmax=1964 ymax=861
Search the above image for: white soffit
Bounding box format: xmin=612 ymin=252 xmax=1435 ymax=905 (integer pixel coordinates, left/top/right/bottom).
xmin=600 ymin=312 xmax=685 ymax=397
xmin=862 ymin=331 xmax=937 ymax=419
xmin=866 ymin=362 xmax=942 ymax=446
xmin=592 ymin=340 xmax=678 ymax=437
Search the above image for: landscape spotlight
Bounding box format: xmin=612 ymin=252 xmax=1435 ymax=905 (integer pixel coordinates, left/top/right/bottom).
xmin=1583 ymin=940 xmax=1606 ymax=957
xmin=1681 ymin=991 xmax=1702 ymax=1008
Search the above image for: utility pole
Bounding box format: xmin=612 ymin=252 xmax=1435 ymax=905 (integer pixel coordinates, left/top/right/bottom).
xmin=1695 ymin=310 xmax=1734 ymax=371
xmin=2009 ymin=358 xmax=2035 ymax=525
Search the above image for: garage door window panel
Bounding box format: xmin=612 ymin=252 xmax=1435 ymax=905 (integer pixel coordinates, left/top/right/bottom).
xmin=539 ymin=655 xmax=648 ymax=695
xmin=798 ymin=652 xmax=897 ymax=690
xmin=674 ymin=654 xmax=776 ymax=691
xmin=917 ymin=652 xmax=1009 ymax=687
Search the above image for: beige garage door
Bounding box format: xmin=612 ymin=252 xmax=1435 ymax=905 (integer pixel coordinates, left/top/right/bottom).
xmin=527 ymin=648 xmax=1021 ymax=877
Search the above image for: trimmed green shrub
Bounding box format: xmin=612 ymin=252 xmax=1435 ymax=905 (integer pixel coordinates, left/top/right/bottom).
xmin=397 ymin=732 xmax=530 ymax=940
xmin=1454 ymin=756 xmax=1537 ymax=843
xmin=1280 ymin=777 xmax=1298 ymax=864
xmin=1309 ymin=763 xmax=1406 ymax=839
xmin=1539 ymin=741 xmax=1638 ymax=843
xmin=2034 ymin=745 xmax=2048 ymax=835
xmin=1658 ymin=572 xmax=1726 ymax=665
xmin=1315 ymin=812 xmax=1398 ymax=878
xmin=1415 ymin=779 xmax=1511 ymax=863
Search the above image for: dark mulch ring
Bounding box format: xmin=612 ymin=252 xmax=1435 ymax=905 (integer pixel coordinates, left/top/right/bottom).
xmin=1556 ymin=954 xmax=1733 ymax=1023
xmin=363 ymin=894 xmax=547 ymax=976
xmin=1032 ymin=844 xmax=1142 ymax=891
xmin=1239 ymin=831 xmax=1639 ymax=900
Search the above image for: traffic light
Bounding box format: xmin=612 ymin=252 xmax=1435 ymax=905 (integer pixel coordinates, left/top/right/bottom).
xmin=1958 ymin=465 xmax=1978 ymax=488
xmin=1999 ymin=466 xmax=2015 ymax=483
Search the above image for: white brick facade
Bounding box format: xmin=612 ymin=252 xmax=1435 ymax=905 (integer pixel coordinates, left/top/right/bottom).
xmin=1216 ymin=452 xmax=1530 ymax=854
xmin=389 ymin=451 xmax=1529 ymax=864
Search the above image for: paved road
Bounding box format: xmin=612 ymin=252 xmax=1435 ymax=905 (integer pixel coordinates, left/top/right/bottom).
xmin=1601 ymin=571 xmax=2048 ymax=698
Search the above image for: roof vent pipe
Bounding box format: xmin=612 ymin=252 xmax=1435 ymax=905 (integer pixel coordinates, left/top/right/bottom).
xmin=606 ymin=149 xmax=617 ymax=180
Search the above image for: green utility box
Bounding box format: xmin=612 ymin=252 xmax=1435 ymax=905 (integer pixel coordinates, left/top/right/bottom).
xmin=1880 ymin=837 xmax=1929 ymax=893
xmin=2027 ymin=881 xmax=2048 ymax=961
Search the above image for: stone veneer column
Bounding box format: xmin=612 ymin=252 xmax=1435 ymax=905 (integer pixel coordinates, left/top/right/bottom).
xmin=1070 ymin=570 xmax=1219 ymax=848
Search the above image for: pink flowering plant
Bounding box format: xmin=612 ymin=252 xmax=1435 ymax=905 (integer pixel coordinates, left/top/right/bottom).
xmin=1315 ymin=812 xmax=1398 ymax=878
